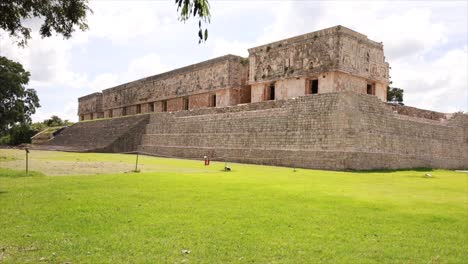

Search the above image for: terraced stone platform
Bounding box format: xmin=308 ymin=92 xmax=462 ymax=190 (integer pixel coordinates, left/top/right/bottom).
xmin=38 ymin=92 xmax=468 ymax=170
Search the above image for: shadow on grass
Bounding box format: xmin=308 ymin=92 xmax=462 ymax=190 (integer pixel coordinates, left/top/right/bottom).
xmin=346 ymin=167 xmax=434 ymax=174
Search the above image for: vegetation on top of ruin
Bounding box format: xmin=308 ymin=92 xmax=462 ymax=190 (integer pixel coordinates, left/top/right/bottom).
xmin=0 ymin=149 xmax=466 ymax=263
xmin=387 ymin=86 xmax=404 ymax=105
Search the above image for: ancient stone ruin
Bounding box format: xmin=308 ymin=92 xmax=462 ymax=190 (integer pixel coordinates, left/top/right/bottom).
xmin=43 ymin=25 xmax=467 ymax=170
xmin=78 ymin=26 xmax=389 ymax=120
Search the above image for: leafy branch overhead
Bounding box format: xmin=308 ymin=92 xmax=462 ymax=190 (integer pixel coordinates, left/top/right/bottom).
xmin=0 ymin=0 xmax=92 ymax=47
xmin=176 ymin=0 xmax=211 ymax=43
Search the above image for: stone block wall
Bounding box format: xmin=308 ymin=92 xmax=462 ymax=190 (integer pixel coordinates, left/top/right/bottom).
xmin=98 ymin=55 xmax=249 ymax=117
xmin=138 ymin=92 xmax=467 ymax=170
xmin=78 ymin=92 xmax=104 ymax=121
xmin=247 ymin=25 xmax=389 ymax=103
xmin=78 ymin=25 xmax=391 ymax=121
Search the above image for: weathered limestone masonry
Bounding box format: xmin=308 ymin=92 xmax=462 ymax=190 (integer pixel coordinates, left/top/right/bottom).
xmin=78 ymin=92 xmax=104 ymax=120
xmin=248 ymin=26 xmax=389 ymax=102
xmin=77 ymin=26 xmax=389 ymax=121
xmin=55 ymin=25 xmax=467 ymax=170
xmin=78 ymin=55 xmax=250 ymax=121
xmin=137 ymin=92 xmax=467 ymax=170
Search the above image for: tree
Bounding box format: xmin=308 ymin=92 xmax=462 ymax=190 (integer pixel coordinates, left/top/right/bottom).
xmin=387 ymin=86 xmax=404 ymax=105
xmin=176 ymin=0 xmax=211 ymax=43
xmin=1 ymin=0 xmax=211 ymax=46
xmin=0 ymin=0 xmax=91 ymax=47
xmin=0 ymin=56 xmax=40 ymax=133
xmin=43 ymin=115 xmax=72 ymax=127
xmin=7 ymin=123 xmax=37 ymax=145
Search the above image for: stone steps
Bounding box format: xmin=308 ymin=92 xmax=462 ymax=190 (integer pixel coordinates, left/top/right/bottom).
xmin=42 ymin=115 xmax=150 ymax=152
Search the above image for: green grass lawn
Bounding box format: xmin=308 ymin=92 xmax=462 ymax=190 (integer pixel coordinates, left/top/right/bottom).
xmin=0 ymin=149 xmax=467 ymax=263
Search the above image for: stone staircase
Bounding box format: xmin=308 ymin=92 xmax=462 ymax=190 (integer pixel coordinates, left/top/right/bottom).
xmin=41 ymin=114 xmax=150 ymax=152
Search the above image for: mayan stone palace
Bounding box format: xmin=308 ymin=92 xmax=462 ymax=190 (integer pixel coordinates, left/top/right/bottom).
xmin=42 ymin=25 xmax=467 ymax=170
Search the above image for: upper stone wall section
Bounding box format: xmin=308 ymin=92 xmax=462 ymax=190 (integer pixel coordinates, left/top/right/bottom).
xmin=102 ymin=55 xmax=248 ymax=110
xmin=248 ymin=25 xmax=389 ymax=84
xmin=338 ymin=28 xmax=388 ymax=83
xmin=78 ymin=92 xmax=102 ymax=115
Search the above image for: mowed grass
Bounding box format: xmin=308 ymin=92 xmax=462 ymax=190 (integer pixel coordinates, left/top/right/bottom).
xmin=0 ymin=149 xmax=467 ymax=263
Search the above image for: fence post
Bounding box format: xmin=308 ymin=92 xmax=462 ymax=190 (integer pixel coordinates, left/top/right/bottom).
xmin=25 ymin=148 xmax=29 ymax=175
xmin=134 ymin=153 xmax=139 ymax=172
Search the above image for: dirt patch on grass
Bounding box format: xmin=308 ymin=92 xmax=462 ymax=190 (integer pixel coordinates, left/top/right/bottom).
xmin=0 ymin=149 xmax=212 ymax=176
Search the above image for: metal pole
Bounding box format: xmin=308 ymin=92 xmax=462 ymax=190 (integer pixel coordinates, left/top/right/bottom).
xmin=25 ymin=148 xmax=29 ymax=175
xmin=135 ymin=153 xmax=139 ymax=172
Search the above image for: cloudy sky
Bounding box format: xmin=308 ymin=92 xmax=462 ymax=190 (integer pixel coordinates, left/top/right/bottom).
xmin=0 ymin=0 xmax=467 ymax=122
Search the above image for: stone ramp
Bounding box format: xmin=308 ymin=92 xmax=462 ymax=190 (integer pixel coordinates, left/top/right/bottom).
xmin=40 ymin=115 xmax=150 ymax=152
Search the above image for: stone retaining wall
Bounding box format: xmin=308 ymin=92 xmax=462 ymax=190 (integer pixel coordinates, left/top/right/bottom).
xmin=138 ymin=92 xmax=467 ymax=170
xmin=44 ymin=92 xmax=467 ymax=170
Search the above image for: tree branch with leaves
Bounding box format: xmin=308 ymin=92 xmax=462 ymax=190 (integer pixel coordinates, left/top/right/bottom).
xmin=0 ymin=0 xmax=92 ymax=47
xmin=176 ymin=0 xmax=211 ymax=43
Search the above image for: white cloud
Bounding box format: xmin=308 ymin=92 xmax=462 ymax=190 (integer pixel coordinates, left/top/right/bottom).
xmin=392 ymin=47 xmax=468 ymax=112
xmin=211 ymin=39 xmax=251 ymax=57
xmin=88 ymin=73 xmax=119 ymax=91
xmin=0 ymin=31 xmax=88 ymax=88
xmin=125 ymin=53 xmax=170 ymax=81
xmin=85 ymin=1 xmax=167 ymax=45
xmin=32 ymin=101 xmax=78 ymax=123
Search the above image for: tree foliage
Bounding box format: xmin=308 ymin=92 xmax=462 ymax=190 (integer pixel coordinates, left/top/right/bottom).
xmin=43 ymin=115 xmax=72 ymax=127
xmin=0 ymin=56 xmax=40 ymax=133
xmin=0 ymin=115 xmax=73 ymax=146
xmin=175 ymin=0 xmax=211 ymax=43
xmin=6 ymin=123 xmax=37 ymax=145
xmin=0 ymin=0 xmax=91 ymax=46
xmin=387 ymin=86 xmax=404 ymax=105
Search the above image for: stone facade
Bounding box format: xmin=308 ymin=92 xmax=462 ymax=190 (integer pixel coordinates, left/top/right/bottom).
xmin=248 ymin=26 xmax=389 ymax=103
xmin=78 ymin=92 xmax=104 ymax=121
xmin=50 ymin=92 xmax=467 ymax=170
xmin=78 ymin=55 xmax=250 ymax=121
xmin=64 ymin=25 xmax=467 ymax=170
xmin=78 ymin=25 xmax=389 ymax=121
xmin=136 ymin=92 xmax=467 ymax=170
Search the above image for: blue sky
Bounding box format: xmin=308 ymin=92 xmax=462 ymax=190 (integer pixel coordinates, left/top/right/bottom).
xmin=0 ymin=0 xmax=467 ymax=122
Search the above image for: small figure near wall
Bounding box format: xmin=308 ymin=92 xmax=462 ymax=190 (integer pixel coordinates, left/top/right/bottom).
xmin=204 ymin=155 xmax=210 ymax=166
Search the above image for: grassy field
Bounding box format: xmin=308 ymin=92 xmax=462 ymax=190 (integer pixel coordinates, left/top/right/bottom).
xmin=0 ymin=149 xmax=467 ymax=263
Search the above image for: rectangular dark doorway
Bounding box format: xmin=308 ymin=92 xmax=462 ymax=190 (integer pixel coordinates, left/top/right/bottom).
xmin=162 ymin=100 xmax=167 ymax=112
xmin=268 ymin=83 xmax=275 ymax=100
xmin=149 ymin=103 xmax=154 ymax=112
xmin=311 ymin=79 xmax=319 ymax=94
xmin=210 ymin=94 xmax=217 ymax=107
xmin=183 ymin=98 xmax=189 ymax=110
xmin=136 ymin=104 xmax=141 ymax=114
xmin=367 ymin=84 xmax=374 ymax=95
